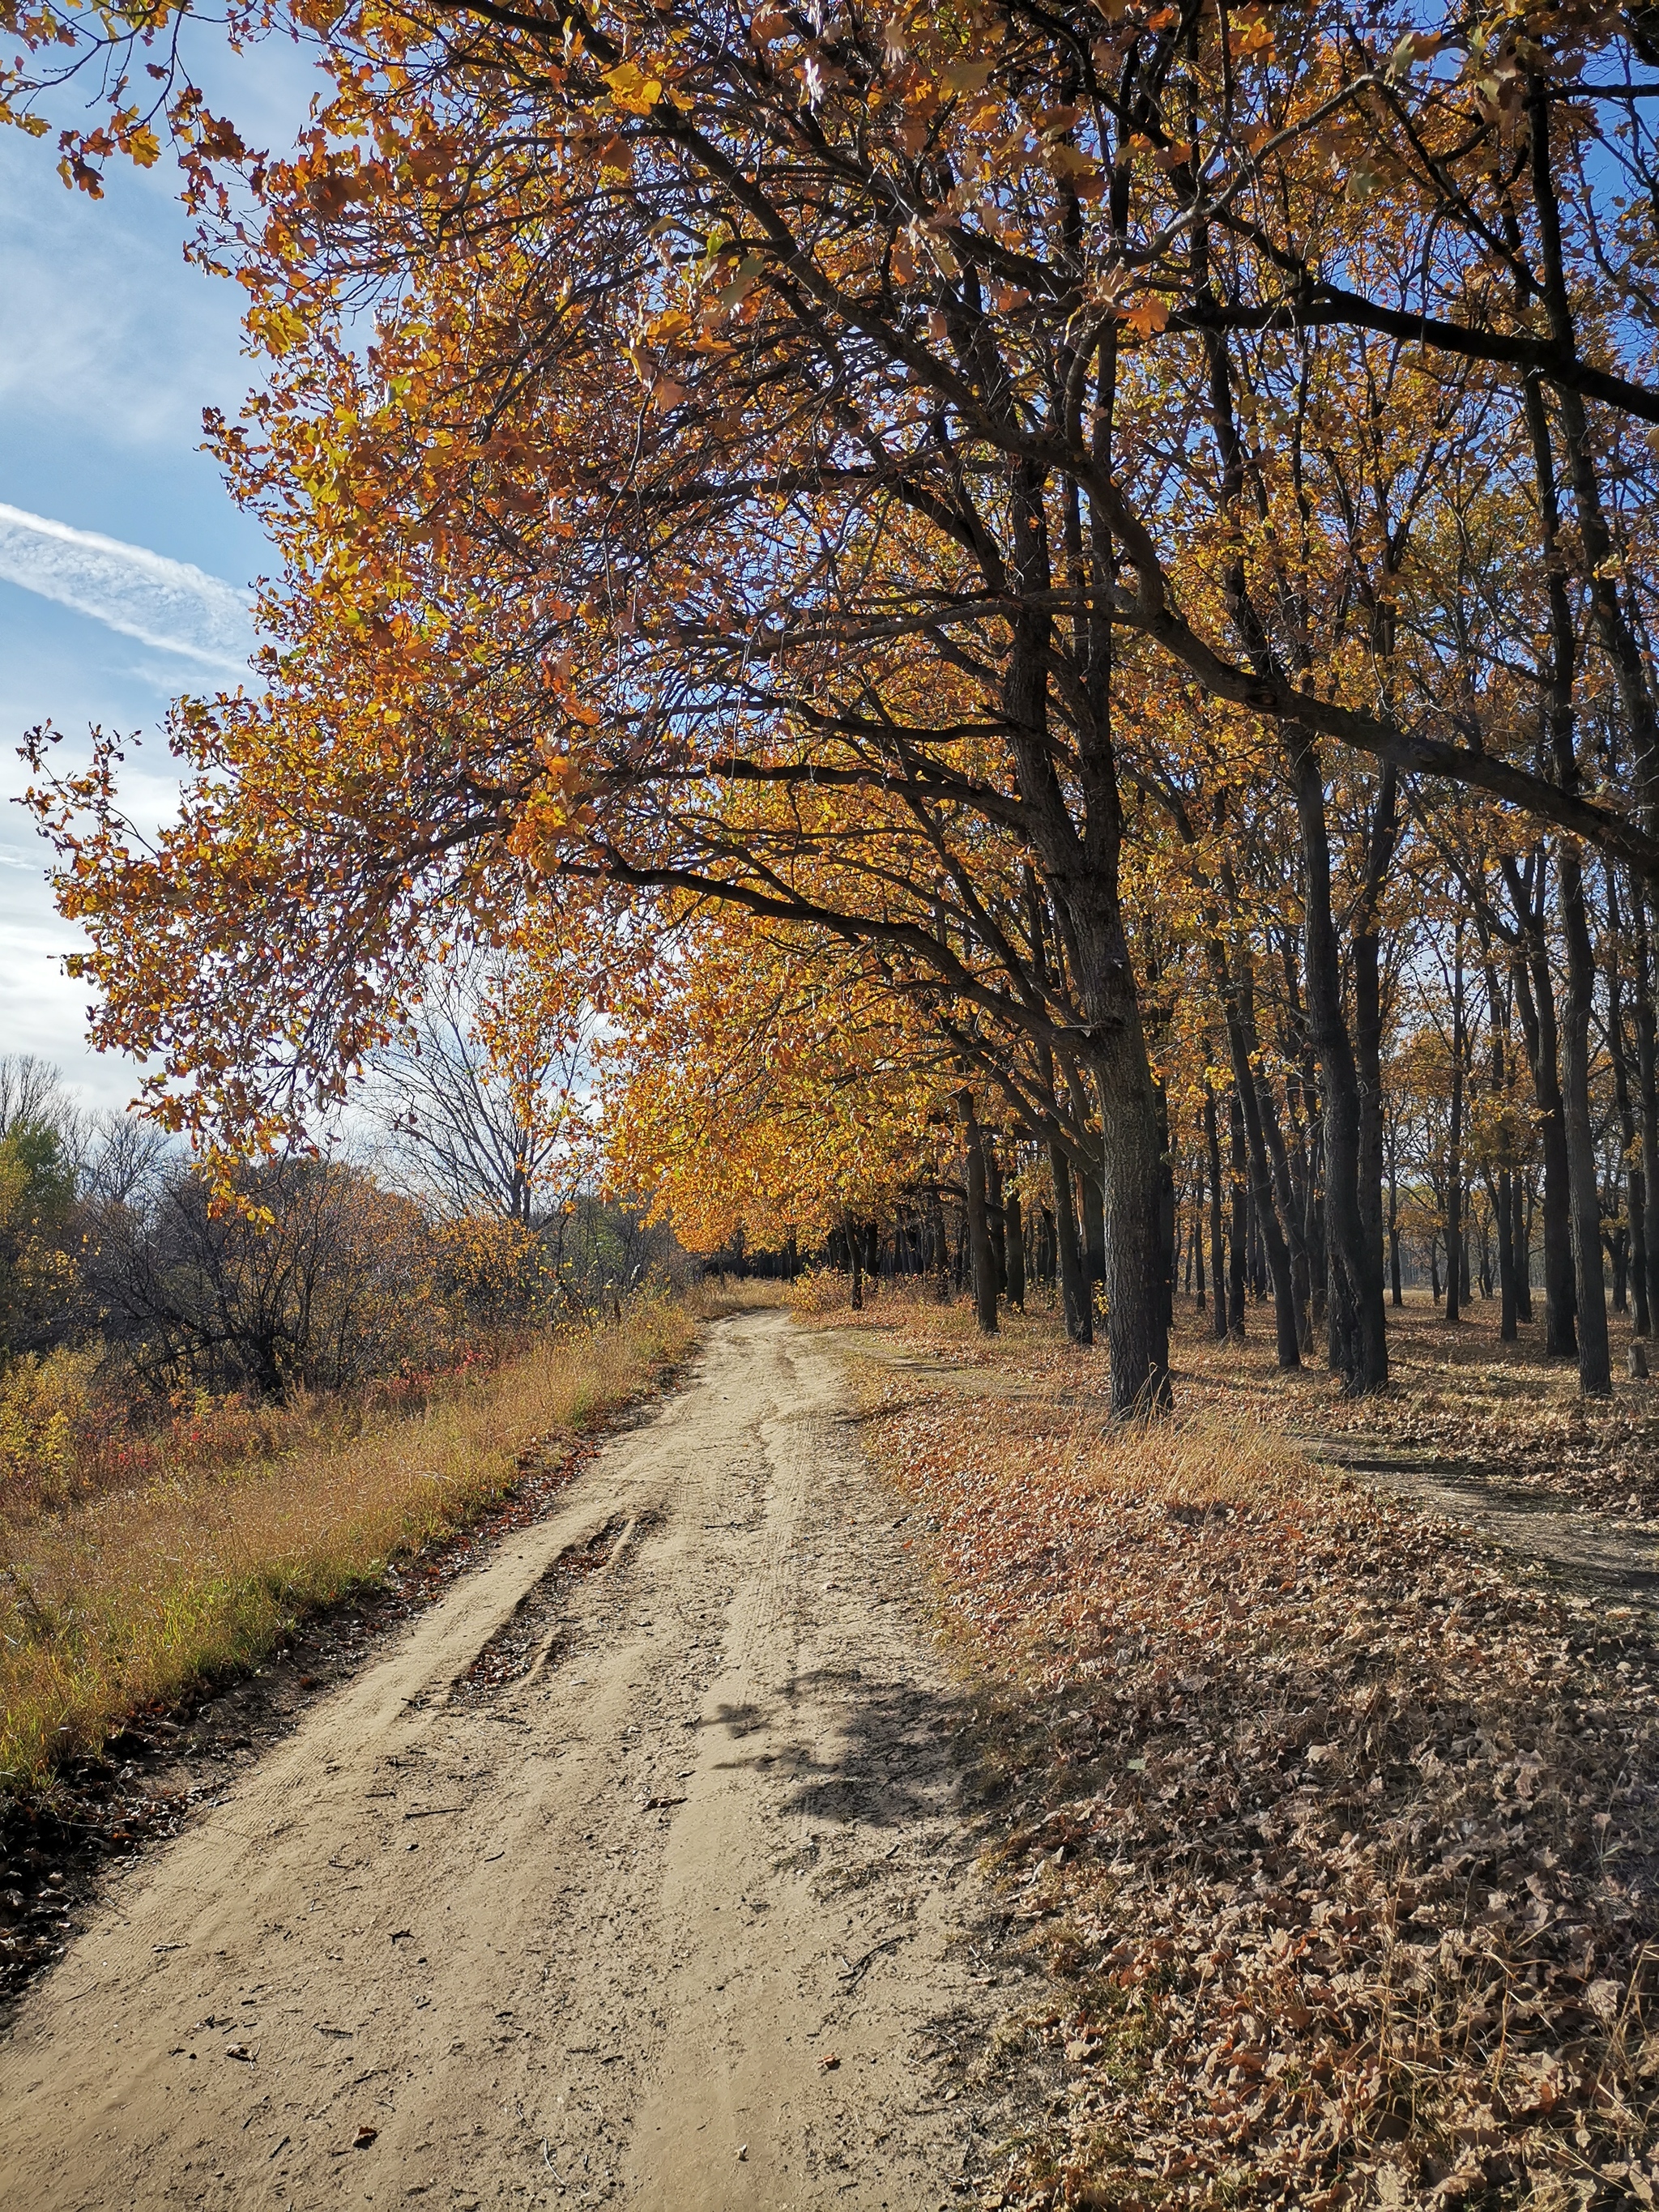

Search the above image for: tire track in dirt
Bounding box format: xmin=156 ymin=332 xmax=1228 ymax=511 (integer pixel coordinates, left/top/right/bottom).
xmin=0 ymin=1313 xmax=1032 ymax=2211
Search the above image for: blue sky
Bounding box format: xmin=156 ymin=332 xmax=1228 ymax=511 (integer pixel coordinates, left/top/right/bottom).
xmin=0 ymin=42 xmax=319 ymax=1114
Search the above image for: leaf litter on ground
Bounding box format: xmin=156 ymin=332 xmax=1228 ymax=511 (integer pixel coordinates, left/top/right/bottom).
xmin=829 ymin=1292 xmax=1659 ymax=2210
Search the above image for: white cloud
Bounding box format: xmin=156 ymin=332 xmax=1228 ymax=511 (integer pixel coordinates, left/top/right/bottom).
xmin=0 ymin=502 xmax=254 ymax=673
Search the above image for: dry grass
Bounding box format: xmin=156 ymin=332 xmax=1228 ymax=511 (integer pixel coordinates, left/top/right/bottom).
xmin=826 ymin=1287 xmax=1659 ymax=2210
xmin=684 ymin=1276 xmax=791 ymax=1319
xmin=0 ymin=1296 xmax=696 ymax=1803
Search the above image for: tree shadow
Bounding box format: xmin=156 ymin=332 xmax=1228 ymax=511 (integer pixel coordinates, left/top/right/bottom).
xmin=690 ymin=1669 xmax=976 ymax=1831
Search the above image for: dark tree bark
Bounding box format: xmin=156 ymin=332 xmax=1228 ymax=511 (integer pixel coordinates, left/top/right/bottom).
xmin=845 ymin=1208 xmax=864 ymax=1311
xmin=1023 ymin=868 xmax=1090 ymax=1345
xmin=1446 ymin=927 xmax=1465 ymax=1327
xmin=1078 ymin=1137 xmax=1107 ymax=1286
xmin=983 ymin=1141 xmax=1009 ymax=1297
xmin=1353 ymin=763 xmax=1400 ymax=1356
xmin=1227 ymin=1089 xmax=1248 ymax=1340
xmin=1513 ymin=1174 xmax=1534 ymax=1323
xmin=957 ymin=1092 xmax=998 ymax=1335
xmin=1385 ymin=1114 xmax=1404 ymax=1307
xmin=1634 ymin=881 xmax=1659 ymax=1335
xmin=1508 ymin=908 xmax=1578 ymax=1357
xmin=1523 ymin=102 xmax=1617 ymax=1392
xmin=1287 ymin=730 xmax=1388 ymax=1392
xmin=1193 ymin=1156 xmax=1206 ymax=1310
xmin=1208 ymin=935 xmax=1300 ymax=1366
xmin=1205 ymin=1085 xmax=1227 ymax=1344
xmin=1002 ymin=435 xmax=1168 ymax=1411
xmin=1607 ymin=876 xmax=1652 ymax=1337
xmin=1004 ymin=1187 xmax=1026 ymax=1312
xmin=935 ymin=1197 xmax=953 ymax=1305
xmin=1476 ymin=937 xmax=1520 ymax=1342
xmin=1049 ymin=1138 xmax=1093 ymax=1345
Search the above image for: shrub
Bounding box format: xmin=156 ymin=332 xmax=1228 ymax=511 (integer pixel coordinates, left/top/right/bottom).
xmin=0 ymin=1346 xmax=104 ymax=1518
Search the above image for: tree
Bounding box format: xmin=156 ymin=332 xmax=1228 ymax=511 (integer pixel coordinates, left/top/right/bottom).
xmin=23 ymin=1 xmax=1659 ymax=1409
xmin=372 ymin=942 xmax=599 ymax=1227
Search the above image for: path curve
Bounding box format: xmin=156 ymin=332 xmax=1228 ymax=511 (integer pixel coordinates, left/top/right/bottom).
xmin=1303 ymin=1436 xmax=1659 ymax=1610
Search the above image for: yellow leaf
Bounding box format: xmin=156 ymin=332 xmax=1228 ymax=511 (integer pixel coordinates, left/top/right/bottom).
xmin=604 ymin=62 xmax=663 ymax=115
xmin=940 ymin=58 xmax=995 ymax=96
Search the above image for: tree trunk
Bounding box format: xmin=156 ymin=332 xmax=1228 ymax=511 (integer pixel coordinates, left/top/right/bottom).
xmin=1446 ymin=928 xmax=1465 ymax=1327
xmin=1090 ymin=1042 xmax=1171 ymax=1411
xmin=1193 ymin=1157 xmax=1206 ymax=1310
xmin=1205 ymin=1087 xmax=1227 ymax=1344
xmin=1511 ymin=937 xmax=1577 ymax=1356
xmin=1478 ymin=942 xmax=1520 ymax=1342
xmin=1209 ymin=938 xmax=1300 ymax=1367
xmin=984 ymin=1142 xmax=1009 ymax=1296
xmin=1493 ymin=1167 xmax=1519 ymax=1340
xmin=1559 ymin=850 xmax=1613 ymax=1393
xmin=1288 ymin=729 xmax=1387 ymax=1392
xmin=846 ymin=1208 xmax=863 ymax=1311
xmin=1514 ymin=1175 xmax=1534 ymax=1323
xmin=1081 ymin=1147 xmax=1107 ymax=1286
xmin=1387 ymin=1123 xmax=1404 ymax=1306
xmin=957 ymin=1093 xmax=998 ymax=1335
xmin=1049 ymin=1136 xmax=1093 ymax=1345
xmin=1608 ymin=877 xmax=1652 ymax=1338
xmin=1352 ymin=764 xmax=1398 ymax=1366
xmin=1004 ymin=1188 xmax=1026 ymax=1312
xmin=1635 ymin=880 xmax=1659 ymax=1336
xmin=1002 ymin=438 xmax=1165 ymax=1411
xmin=1227 ymin=1089 xmax=1248 ymax=1340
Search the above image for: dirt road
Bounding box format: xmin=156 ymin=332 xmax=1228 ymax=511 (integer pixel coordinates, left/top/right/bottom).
xmin=0 ymin=1313 xmax=1019 ymax=2211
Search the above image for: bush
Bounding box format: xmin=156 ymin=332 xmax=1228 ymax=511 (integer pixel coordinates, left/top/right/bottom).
xmin=0 ymin=1347 xmax=103 ymax=1517
xmin=787 ymin=1268 xmax=849 ymax=1315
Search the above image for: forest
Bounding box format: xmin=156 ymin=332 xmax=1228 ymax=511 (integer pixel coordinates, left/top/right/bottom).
xmin=5 ymin=4 xmax=1659 ymax=2208
xmin=5 ymin=0 xmax=1658 ymax=1417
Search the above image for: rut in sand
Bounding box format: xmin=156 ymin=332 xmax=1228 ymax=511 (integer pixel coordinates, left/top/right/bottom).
xmin=0 ymin=1311 xmax=1036 ymax=2212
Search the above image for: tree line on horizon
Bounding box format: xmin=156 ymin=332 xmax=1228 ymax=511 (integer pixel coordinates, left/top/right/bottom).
xmin=0 ymin=1037 xmax=675 ymax=1433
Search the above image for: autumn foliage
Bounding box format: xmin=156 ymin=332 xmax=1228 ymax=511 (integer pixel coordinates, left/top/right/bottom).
xmin=11 ymin=1 xmax=1659 ymax=1419
xmin=11 ymin=7 xmax=1659 ymax=2201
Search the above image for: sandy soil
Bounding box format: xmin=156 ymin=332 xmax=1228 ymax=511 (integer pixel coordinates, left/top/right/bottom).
xmin=1303 ymin=1435 xmax=1659 ymax=1611
xmin=0 ymin=1313 xmax=1027 ymax=2211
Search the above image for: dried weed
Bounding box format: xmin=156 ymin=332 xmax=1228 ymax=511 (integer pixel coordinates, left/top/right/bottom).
xmin=0 ymin=1297 xmax=695 ymax=1801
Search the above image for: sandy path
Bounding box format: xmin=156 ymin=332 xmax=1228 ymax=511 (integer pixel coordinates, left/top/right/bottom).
xmin=1303 ymin=1435 xmax=1659 ymax=1611
xmin=0 ymin=1314 xmax=1007 ymax=2211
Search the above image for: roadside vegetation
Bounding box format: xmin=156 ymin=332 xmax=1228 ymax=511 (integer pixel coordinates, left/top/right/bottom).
xmin=822 ymin=1283 xmax=1659 ymax=2209
xmin=6 ymin=2 xmax=1659 ymax=2195
xmin=0 ymin=1297 xmax=697 ymax=1804
xmin=0 ymin=1048 xmax=719 ymax=1806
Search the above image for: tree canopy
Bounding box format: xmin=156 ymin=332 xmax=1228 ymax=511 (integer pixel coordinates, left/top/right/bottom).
xmin=19 ymin=1 xmax=1659 ymax=1406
